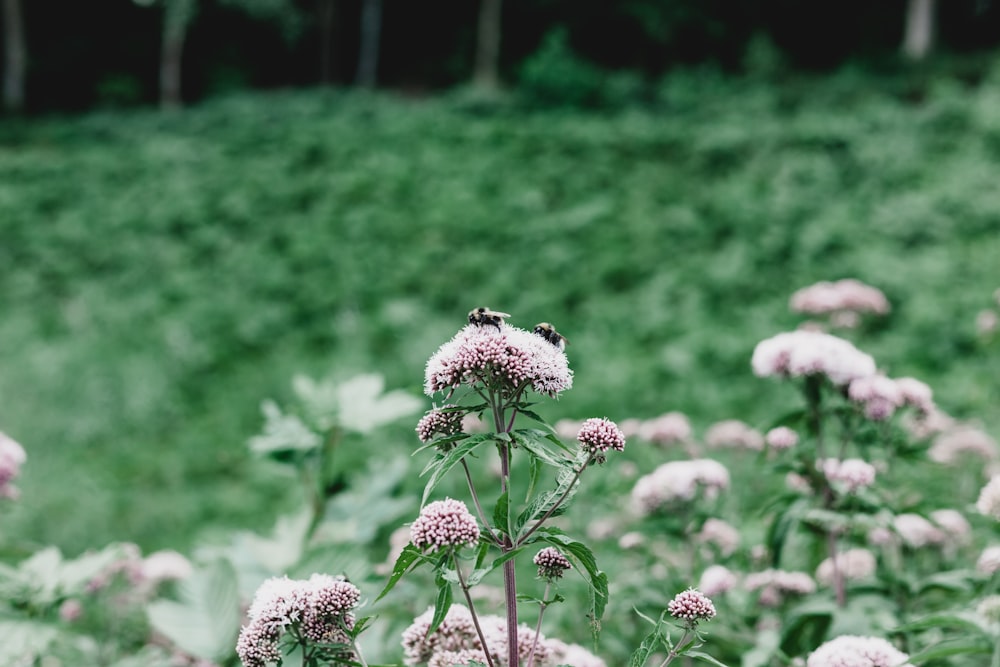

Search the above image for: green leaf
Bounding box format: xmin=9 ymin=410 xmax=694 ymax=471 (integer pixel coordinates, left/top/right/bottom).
xmin=421 ymin=434 xmax=493 ymax=507
xmin=526 ymin=455 xmax=542 ymax=501
xmin=248 ymin=399 xmax=321 ymax=455
xmin=515 ymin=466 xmax=580 ymax=538
xmin=894 ymin=612 xmax=989 ymax=635
xmin=778 ymin=602 xmax=832 ymax=657
xmin=627 ymin=627 xmax=663 ymax=667
xmin=376 ymin=543 xmax=422 ymax=602
xmin=493 ymin=491 xmax=510 ymax=536
xmin=512 ymin=429 xmax=573 ymax=468
xmin=0 ymin=620 xmax=59 ymax=666
xmin=688 ymin=650 xmax=731 ymax=667
xmin=427 ymin=574 xmax=454 ymax=637
xmin=741 ymin=628 xmax=780 ymax=667
xmin=906 ymin=637 xmax=992 ymax=662
xmin=146 ymin=558 xmax=242 ymax=662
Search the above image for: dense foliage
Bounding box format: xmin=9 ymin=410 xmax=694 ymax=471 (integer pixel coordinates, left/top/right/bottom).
xmin=12 ymin=0 xmax=1000 ymax=111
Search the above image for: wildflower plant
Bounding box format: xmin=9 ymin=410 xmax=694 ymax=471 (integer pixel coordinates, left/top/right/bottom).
xmin=379 ymin=315 xmax=625 ymax=667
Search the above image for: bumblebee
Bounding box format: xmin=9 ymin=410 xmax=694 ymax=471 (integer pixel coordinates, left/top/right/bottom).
xmin=468 ymin=307 xmax=511 ymax=330
xmin=533 ymin=322 xmax=569 ymax=350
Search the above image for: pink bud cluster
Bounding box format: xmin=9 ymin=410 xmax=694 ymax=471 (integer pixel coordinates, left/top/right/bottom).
xmin=667 ymin=588 xmax=717 ymax=623
xmin=789 ymin=279 xmax=890 ymax=319
xmin=424 ymin=324 xmax=573 ymax=398
xmin=416 ymin=405 xmax=464 ymax=443
xmin=236 ymin=574 xmax=360 ymax=667
xmin=577 ymin=417 xmax=626 ymax=463
xmin=410 ymin=498 xmax=481 ymax=551
xmin=533 ymin=547 xmax=572 ymax=579
xmin=0 ymin=432 xmax=27 ymax=500
xmin=847 ymin=375 xmax=934 ymax=421
xmin=752 ymin=330 xmax=876 ymax=386
xmin=806 ymin=635 xmax=912 ymax=667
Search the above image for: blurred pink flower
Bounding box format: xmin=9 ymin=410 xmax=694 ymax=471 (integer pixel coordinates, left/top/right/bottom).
xmin=59 ymin=598 xmax=83 ymax=623
xmin=766 ymin=426 xmax=799 ymax=450
xmin=637 ymin=412 xmax=692 ymax=446
xmin=815 ymin=549 xmax=876 ymax=587
xmin=705 ymin=419 xmax=764 ymax=451
xmin=630 ymin=459 xmax=730 ymax=514
xmin=819 ymin=458 xmax=876 ymax=493
xmin=929 ymin=509 xmax=971 ymax=543
xmin=790 ymin=279 xmax=890 ymax=317
xmin=141 ymin=550 xmax=193 ymax=583
xmin=752 ymin=330 xmax=876 ymax=386
xmin=848 ymin=375 xmax=904 ymax=421
xmin=977 ymin=477 xmax=1000 ymax=520
xmin=698 ymin=565 xmax=738 ymax=597
xmin=544 ymin=639 xmax=607 ymax=667
xmin=697 ymin=518 xmax=740 ymax=556
xmin=0 ymin=431 xmax=26 ymax=499
xmin=928 ymin=425 xmax=999 ymax=464
xmin=893 ymin=513 xmax=945 ymax=548
xmin=807 ymin=635 xmax=912 ymax=667
xmin=978 ymin=546 xmax=1000 ymax=575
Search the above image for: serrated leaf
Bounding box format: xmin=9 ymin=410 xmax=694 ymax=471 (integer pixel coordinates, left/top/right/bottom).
xmin=147 ymin=559 xmax=242 ymax=662
xmin=376 ymin=543 xmax=422 ymax=602
xmin=513 ymin=429 xmax=573 ymax=468
xmin=515 ymin=467 xmax=580 ymax=538
xmin=493 ymin=491 xmax=510 ymax=535
xmin=421 ymin=435 xmax=493 ymax=507
xmin=688 ymin=650 xmax=731 ymax=667
xmin=627 ymin=628 xmax=662 ymax=667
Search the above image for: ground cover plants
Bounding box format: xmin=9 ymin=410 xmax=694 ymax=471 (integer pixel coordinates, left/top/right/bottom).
xmin=1 ymin=63 xmax=1000 ymax=665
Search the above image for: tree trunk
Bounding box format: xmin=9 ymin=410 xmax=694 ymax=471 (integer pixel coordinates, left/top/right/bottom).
xmin=354 ymin=0 xmax=381 ymax=88
xmin=473 ymin=0 xmax=502 ymax=90
xmin=2 ymin=0 xmax=26 ymax=113
xmin=319 ymin=0 xmax=336 ymax=85
xmin=160 ymin=0 xmax=195 ymax=109
xmin=902 ymin=0 xmax=935 ymax=61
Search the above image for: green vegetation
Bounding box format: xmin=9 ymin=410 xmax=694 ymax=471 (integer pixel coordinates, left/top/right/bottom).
xmin=1 ymin=66 xmax=998 ymax=567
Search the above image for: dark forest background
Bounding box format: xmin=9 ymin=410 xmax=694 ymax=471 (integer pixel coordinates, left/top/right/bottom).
xmin=6 ymin=0 xmax=1000 ymax=114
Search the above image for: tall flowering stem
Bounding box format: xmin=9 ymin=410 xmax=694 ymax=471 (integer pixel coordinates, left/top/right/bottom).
xmin=409 ymin=319 xmax=622 ymax=667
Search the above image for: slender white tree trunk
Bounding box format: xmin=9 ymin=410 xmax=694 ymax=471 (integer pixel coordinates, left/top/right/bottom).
xmin=2 ymin=0 xmax=26 ymax=112
xmin=473 ymin=0 xmax=502 ymax=90
xmin=160 ymin=0 xmax=195 ymax=109
xmin=902 ymin=0 xmax=935 ymax=61
xmin=355 ymin=0 xmax=381 ymax=88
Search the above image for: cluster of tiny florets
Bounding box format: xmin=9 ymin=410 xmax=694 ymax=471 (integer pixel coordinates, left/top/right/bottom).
xmin=410 ymin=498 xmax=481 ymax=551
xmin=534 ymin=547 xmax=572 ymax=579
xmin=424 ymin=324 xmax=573 ymax=398
xmin=668 ymin=588 xmax=717 ymax=623
xmin=806 ymin=635 xmax=913 ymax=667
xmin=236 ymin=574 xmax=360 ymax=667
xmin=577 ymin=417 xmax=626 ymax=463
xmin=416 ymin=405 xmax=464 ymax=443
xmin=752 ymin=330 xmax=876 ymax=386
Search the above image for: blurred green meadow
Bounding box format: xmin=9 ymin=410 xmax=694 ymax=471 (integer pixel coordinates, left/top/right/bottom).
xmin=1 ymin=66 xmax=999 ymax=568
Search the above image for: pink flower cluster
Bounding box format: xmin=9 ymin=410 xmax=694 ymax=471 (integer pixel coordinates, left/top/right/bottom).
xmin=929 ymin=509 xmax=971 ymax=543
xmin=696 ymin=518 xmax=740 ymax=557
xmin=891 ymin=513 xmax=945 ymax=548
xmin=636 ymin=412 xmax=692 ymax=446
xmin=815 ymin=548 xmax=877 ymax=587
xmin=978 ymin=546 xmax=1000 ymax=575
xmin=765 ymin=426 xmax=799 ymax=450
xmin=819 ymin=458 xmax=877 ymax=493
xmin=424 ymin=324 xmax=573 ymax=398
xmin=236 ymin=574 xmax=360 ymax=667
xmin=667 ymin=588 xmax=717 ymax=623
xmin=577 ymin=417 xmax=626 ymax=463
xmin=0 ymin=432 xmax=26 ymax=500
xmin=929 ymin=425 xmax=999 ymax=464
xmin=790 ymin=279 xmax=891 ymax=319
xmin=402 ymin=604 xmax=602 ymax=667
xmin=410 ymin=499 xmax=481 ymax=551
xmin=977 ymin=477 xmax=1000 ymax=521
xmin=630 ymin=459 xmax=730 ymax=514
xmin=807 ymin=635 xmax=912 ymax=667
xmin=534 ymin=547 xmax=572 ymax=579
xmin=752 ymin=330 xmax=876 ymax=386
xmin=847 ymin=375 xmax=934 ymax=421
xmin=416 ymin=405 xmax=464 ymax=443
xmin=744 ymin=569 xmax=817 ymax=606
xmin=698 ymin=565 xmax=738 ymax=597
xmin=705 ymin=419 xmax=764 ymax=451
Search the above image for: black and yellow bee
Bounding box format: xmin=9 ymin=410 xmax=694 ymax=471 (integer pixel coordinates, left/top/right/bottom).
xmin=533 ymin=322 xmax=569 ymax=350
xmin=468 ymin=307 xmax=511 ymax=330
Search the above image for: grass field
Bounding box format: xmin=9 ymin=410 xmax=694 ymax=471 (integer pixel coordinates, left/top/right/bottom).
xmin=1 ymin=68 xmax=998 ymax=569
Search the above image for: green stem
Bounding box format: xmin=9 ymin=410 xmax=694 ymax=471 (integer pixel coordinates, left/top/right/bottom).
xmin=526 ymin=581 xmax=552 ymax=667
xmin=516 ymin=461 xmax=588 ymax=547
xmin=462 ymin=458 xmax=500 ymax=545
xmin=657 ymin=627 xmax=694 ymax=667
